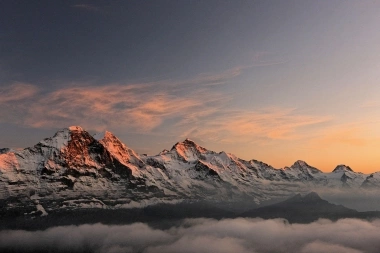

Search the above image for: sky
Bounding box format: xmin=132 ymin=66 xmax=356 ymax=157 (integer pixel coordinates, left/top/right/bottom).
xmin=1 ymin=0 xmax=380 ymax=173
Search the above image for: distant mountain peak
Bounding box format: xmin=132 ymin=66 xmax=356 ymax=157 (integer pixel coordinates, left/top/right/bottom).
xmin=303 ymin=191 xmax=322 ymax=200
xmin=172 ymin=138 xmax=207 ymax=152
xmin=293 ymin=160 xmax=308 ymax=166
xmin=181 ymin=138 xmax=202 ymax=147
xmin=333 ymin=164 xmax=354 ymax=173
xmin=171 ymin=138 xmax=209 ymax=162
xmin=243 ymin=191 xmax=357 ymax=223
xmin=287 ymin=160 xmax=322 ymax=174
xmin=285 ymin=191 xmax=322 ymax=203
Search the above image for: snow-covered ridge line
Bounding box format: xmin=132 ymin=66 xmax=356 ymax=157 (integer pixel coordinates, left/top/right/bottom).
xmin=0 ymin=126 xmax=367 ymax=173
xmin=0 ymin=125 xmax=379 ymax=216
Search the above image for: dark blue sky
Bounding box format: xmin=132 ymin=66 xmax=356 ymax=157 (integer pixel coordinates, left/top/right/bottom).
xmin=2 ymin=1 xmax=252 ymax=83
xmin=1 ymin=0 xmax=339 ymax=84
xmin=1 ymin=0 xmax=380 ymax=172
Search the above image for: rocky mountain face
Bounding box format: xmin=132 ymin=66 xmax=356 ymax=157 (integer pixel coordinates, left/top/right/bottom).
xmin=0 ymin=126 xmax=378 ymax=217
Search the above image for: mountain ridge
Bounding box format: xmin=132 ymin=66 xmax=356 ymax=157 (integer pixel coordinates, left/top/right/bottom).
xmin=1 ymin=126 xmax=379 ymax=218
xmin=0 ymin=126 xmax=371 ymax=173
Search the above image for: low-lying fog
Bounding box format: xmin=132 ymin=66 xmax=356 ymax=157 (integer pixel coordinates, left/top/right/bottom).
xmin=1 ymin=218 xmax=380 ymax=253
xmin=314 ymin=188 xmax=380 ymax=211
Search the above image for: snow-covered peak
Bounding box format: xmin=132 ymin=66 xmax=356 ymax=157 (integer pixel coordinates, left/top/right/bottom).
xmin=333 ymin=164 xmax=354 ymax=173
xmin=171 ymin=138 xmax=209 ymax=162
xmin=100 ymin=131 xmax=127 ymax=150
xmin=172 ymin=139 xmax=207 ymax=152
xmin=38 ymin=128 xmax=71 ymax=151
xmin=294 ymin=160 xmax=307 ymax=166
xmin=68 ymin=126 xmax=84 ymax=131
xmin=100 ymin=131 xmax=132 ymax=151
xmin=37 ymin=126 xmax=88 ymax=151
xmin=99 ymin=130 xmax=142 ymax=173
xmin=287 ymin=160 xmax=322 ymax=174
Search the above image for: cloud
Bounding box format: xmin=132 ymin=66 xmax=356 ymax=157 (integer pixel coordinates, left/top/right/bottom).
xmin=23 ymin=84 xmax=207 ymax=131
xmin=0 ymin=65 xmax=244 ymax=133
xmin=146 ymin=236 xmax=251 ymax=253
xmin=0 ymin=65 xmax=327 ymax=144
xmin=0 ymin=82 xmax=37 ymax=103
xmin=180 ymin=108 xmax=330 ymax=143
xmin=0 ymin=83 xmax=39 ymax=124
xmin=1 ymin=218 xmax=380 ymax=253
xmin=183 ymin=67 xmax=244 ymax=87
xmin=0 ymin=82 xmax=328 ymax=143
xmin=19 ymin=83 xmax=226 ymax=132
xmin=301 ymin=241 xmax=363 ymax=253
xmin=0 ymin=76 xmax=228 ymax=132
xmin=71 ymin=4 xmax=100 ymax=12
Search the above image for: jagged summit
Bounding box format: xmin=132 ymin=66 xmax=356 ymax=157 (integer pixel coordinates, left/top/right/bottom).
xmin=68 ymin=126 xmax=84 ymax=131
xmin=101 ymin=130 xmax=123 ymax=143
xmin=333 ymin=164 xmax=354 ymax=173
xmin=285 ymin=160 xmax=322 ymax=174
xmin=294 ymin=160 xmax=309 ymax=167
xmin=171 ymin=138 xmax=203 ymax=149
xmin=170 ymin=138 xmax=209 ymax=162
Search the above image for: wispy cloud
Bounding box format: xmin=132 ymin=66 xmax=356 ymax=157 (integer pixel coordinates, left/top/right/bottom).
xmin=0 ymin=70 xmax=230 ymax=132
xmin=71 ymin=4 xmax=100 ymax=12
xmin=0 ymin=82 xmax=38 ymax=103
xmin=249 ymin=51 xmax=289 ymax=67
xmin=0 ymin=63 xmax=327 ymax=145
xmin=23 ymin=84 xmax=222 ymax=132
xmin=179 ymin=108 xmax=330 ymax=144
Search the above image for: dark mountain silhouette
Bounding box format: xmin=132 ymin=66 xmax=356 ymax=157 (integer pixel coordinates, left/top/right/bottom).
xmin=242 ymin=192 xmax=360 ymax=223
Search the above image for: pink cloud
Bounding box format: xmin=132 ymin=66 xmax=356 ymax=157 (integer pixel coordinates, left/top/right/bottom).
xmin=179 ymin=108 xmax=331 ymax=143
xmin=0 ymin=83 xmax=38 ymax=103
xmin=22 ymin=84 xmax=214 ymax=132
xmin=0 ymin=63 xmax=328 ymax=146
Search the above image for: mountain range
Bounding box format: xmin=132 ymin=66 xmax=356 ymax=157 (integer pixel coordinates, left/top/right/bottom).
xmin=1 ymin=126 xmax=380 ymax=219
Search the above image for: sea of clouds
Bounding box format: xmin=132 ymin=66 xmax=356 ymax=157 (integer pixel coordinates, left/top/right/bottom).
xmin=1 ymin=218 xmax=379 ymax=253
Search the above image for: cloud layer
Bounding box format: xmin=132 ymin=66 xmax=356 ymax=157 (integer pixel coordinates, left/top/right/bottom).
xmin=1 ymin=218 xmax=380 ymax=253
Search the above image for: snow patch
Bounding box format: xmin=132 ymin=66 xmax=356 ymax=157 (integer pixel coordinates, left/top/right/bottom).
xmin=36 ymin=204 xmax=48 ymax=216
